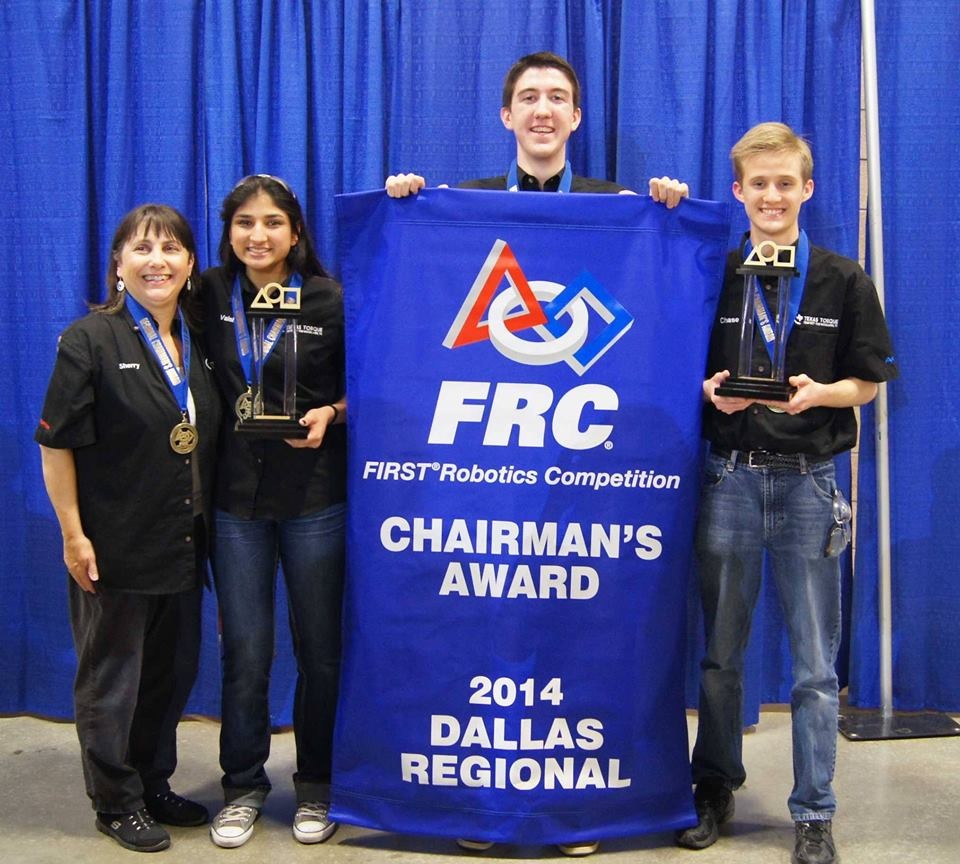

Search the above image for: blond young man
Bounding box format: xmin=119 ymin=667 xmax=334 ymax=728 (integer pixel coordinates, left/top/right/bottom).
xmin=678 ymin=122 xmax=897 ymax=864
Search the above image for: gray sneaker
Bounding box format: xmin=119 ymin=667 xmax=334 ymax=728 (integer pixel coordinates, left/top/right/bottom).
xmin=792 ymin=819 xmax=837 ymax=864
xmin=210 ymin=803 xmax=259 ymax=848
xmin=558 ymin=841 xmax=600 ymax=856
xmin=293 ymin=801 xmax=338 ymax=844
xmin=457 ymin=839 xmax=494 ymax=851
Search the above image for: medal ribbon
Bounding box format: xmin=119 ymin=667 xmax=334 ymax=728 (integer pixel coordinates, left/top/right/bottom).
xmin=506 ymin=159 xmax=573 ymax=193
xmin=125 ymin=293 xmax=191 ymax=418
xmin=231 ymin=273 xmax=302 ymax=387
xmin=743 ymin=229 xmax=810 ymax=363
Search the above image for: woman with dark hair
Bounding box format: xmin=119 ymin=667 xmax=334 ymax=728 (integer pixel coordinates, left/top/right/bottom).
xmin=201 ymin=175 xmax=346 ymax=848
xmin=36 ymin=204 xmax=220 ymax=852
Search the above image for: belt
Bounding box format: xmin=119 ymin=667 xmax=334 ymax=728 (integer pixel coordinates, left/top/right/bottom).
xmin=712 ymin=448 xmax=830 ymax=471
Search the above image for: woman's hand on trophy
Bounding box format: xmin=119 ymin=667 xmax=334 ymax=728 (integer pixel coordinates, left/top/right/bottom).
xmin=285 ymin=403 xmax=344 ymax=449
xmin=285 ymin=406 xmax=334 ymax=449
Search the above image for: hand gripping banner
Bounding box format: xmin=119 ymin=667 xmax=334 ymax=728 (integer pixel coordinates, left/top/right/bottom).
xmin=333 ymin=189 xmax=730 ymax=845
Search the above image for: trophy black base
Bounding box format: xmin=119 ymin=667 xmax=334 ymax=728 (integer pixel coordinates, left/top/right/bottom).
xmin=715 ymin=377 xmax=795 ymax=402
xmin=839 ymin=707 xmax=960 ymax=741
xmin=234 ymin=418 xmax=309 ymax=439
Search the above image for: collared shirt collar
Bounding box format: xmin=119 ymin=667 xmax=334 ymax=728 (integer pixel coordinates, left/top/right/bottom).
xmin=517 ymin=165 xmax=565 ymax=192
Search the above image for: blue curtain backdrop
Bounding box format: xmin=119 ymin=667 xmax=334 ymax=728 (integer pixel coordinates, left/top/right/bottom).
xmin=847 ymin=1 xmax=960 ymax=712
xmin=3 ymin=0 xmax=951 ymax=723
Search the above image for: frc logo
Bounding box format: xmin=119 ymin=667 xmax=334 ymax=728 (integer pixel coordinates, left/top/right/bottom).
xmin=427 ymin=380 xmax=617 ymax=450
xmin=443 ymin=239 xmax=634 ymax=376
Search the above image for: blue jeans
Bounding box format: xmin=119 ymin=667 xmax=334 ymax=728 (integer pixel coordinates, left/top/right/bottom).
xmin=691 ymin=451 xmax=842 ymax=821
xmin=212 ymin=503 xmax=346 ymax=806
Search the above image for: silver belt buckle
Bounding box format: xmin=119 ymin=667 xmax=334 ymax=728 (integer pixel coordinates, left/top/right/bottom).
xmin=747 ymin=451 xmax=764 ymax=468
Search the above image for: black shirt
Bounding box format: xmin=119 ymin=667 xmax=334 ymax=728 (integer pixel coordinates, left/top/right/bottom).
xmin=35 ymin=308 xmax=221 ymax=594
xmin=702 ymin=242 xmax=898 ymax=457
xmin=459 ymin=167 xmax=626 ymax=193
xmin=201 ymin=266 xmax=347 ymax=520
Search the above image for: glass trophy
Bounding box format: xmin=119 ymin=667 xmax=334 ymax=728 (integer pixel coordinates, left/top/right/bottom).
xmin=234 ymin=281 xmax=309 ymax=438
xmin=715 ymin=239 xmax=798 ymax=402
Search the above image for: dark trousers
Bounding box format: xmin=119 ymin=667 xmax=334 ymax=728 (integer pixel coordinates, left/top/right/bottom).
xmin=68 ymin=580 xmax=202 ymax=814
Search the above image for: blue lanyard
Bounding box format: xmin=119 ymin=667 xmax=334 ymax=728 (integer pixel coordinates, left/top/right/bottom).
xmin=743 ymin=230 xmax=810 ymax=363
xmin=230 ymin=273 xmax=302 ymax=386
xmin=506 ymin=159 xmax=573 ymax=192
xmin=125 ymin=293 xmax=190 ymax=416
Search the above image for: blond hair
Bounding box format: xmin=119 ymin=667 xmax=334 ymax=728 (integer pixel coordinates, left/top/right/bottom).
xmin=730 ymin=122 xmax=814 ymax=183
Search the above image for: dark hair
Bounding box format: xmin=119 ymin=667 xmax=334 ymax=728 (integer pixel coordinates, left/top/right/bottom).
xmin=217 ymin=174 xmax=328 ymax=279
xmin=95 ymin=204 xmax=200 ymax=324
xmin=502 ymin=52 xmax=581 ymax=110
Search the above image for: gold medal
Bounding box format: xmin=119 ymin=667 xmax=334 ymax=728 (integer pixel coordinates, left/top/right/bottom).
xmin=235 ymin=389 xmax=253 ymax=421
xmin=170 ymin=421 xmax=199 ymax=454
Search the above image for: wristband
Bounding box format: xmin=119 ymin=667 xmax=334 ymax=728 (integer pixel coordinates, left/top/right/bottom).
xmin=326 ymin=404 xmax=339 ymax=425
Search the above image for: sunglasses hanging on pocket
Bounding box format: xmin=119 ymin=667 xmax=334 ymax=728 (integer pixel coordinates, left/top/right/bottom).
xmin=824 ymin=488 xmax=852 ymax=557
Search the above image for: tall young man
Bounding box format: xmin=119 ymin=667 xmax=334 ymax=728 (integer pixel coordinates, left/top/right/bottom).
xmin=384 ymin=52 xmax=686 ymax=857
xmin=678 ymin=122 xmax=897 ymax=864
xmin=386 ymin=51 xmax=687 ymax=204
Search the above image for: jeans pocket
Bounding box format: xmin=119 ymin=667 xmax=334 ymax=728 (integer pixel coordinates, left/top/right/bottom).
xmin=703 ymin=459 xmax=727 ymax=487
xmin=806 ymin=462 xmax=836 ymax=501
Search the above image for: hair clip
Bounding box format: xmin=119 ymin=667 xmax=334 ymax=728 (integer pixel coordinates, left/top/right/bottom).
xmin=234 ymin=173 xmax=295 ymax=197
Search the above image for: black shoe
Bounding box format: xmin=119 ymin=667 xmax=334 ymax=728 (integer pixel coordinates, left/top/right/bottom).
xmin=675 ymin=779 xmax=735 ymax=850
xmin=792 ymin=819 xmax=837 ymax=864
xmin=144 ymin=790 xmax=209 ymax=826
xmin=96 ymin=809 xmax=171 ymax=852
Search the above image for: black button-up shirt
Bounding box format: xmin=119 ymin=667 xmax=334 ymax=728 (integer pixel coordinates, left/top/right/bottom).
xmin=35 ymin=308 xmax=221 ymax=593
xmin=201 ymin=266 xmax=347 ymax=520
xmin=703 ymin=242 xmax=898 ymax=457
xmin=459 ymin=168 xmax=626 ymax=193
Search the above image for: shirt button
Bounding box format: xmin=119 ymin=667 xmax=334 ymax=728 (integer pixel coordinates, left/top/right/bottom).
xmin=185 ymin=458 xmax=191 ymax=465
xmin=184 ymin=498 xmax=191 ymax=506
xmin=752 ymin=407 xmax=760 ymax=414
xmin=185 ymin=535 xmax=192 ymax=543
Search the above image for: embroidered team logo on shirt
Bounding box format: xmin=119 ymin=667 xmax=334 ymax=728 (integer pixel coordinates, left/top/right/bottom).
xmin=296 ymin=324 xmax=324 ymax=337
xmin=794 ymin=314 xmax=839 ymax=330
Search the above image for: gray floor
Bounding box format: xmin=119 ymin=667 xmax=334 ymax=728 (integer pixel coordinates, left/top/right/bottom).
xmin=1 ymin=710 xmax=958 ymax=864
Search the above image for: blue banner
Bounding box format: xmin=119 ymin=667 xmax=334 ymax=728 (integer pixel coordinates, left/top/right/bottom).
xmin=333 ymin=189 xmax=730 ymax=844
